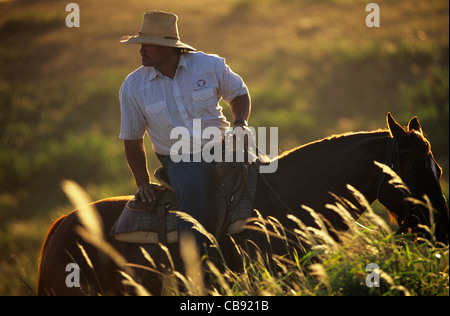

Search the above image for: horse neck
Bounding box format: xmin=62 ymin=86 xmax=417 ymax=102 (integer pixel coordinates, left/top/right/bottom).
xmin=255 ymin=131 xmax=390 ymax=226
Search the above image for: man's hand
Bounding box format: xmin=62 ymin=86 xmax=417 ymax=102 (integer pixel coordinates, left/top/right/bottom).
xmin=232 ymin=124 xmax=254 ymax=151
xmin=135 ymin=182 xmax=158 ymax=203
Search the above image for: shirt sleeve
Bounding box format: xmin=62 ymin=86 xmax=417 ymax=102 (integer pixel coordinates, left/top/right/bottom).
xmin=119 ymin=84 xmax=147 ymax=140
xmin=217 ymin=59 xmax=248 ymax=104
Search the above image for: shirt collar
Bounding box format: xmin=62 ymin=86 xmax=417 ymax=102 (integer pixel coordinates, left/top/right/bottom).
xmin=178 ymin=53 xmax=188 ymax=70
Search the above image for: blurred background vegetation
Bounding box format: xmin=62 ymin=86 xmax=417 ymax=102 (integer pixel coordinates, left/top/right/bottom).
xmin=0 ymin=0 xmax=448 ymax=295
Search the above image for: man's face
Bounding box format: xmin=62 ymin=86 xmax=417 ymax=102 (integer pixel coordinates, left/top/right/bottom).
xmin=140 ymin=44 xmax=171 ymax=67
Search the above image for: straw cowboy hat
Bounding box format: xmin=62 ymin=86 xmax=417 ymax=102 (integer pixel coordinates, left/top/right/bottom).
xmin=120 ymin=11 xmax=195 ymax=51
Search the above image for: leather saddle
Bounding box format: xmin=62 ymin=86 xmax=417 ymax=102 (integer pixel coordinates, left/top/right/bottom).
xmin=111 ymin=161 xmax=253 ymax=245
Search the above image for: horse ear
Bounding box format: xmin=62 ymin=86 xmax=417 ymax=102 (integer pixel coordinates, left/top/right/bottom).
xmin=387 ymin=113 xmax=408 ymax=142
xmin=407 ymin=117 xmax=422 ymax=133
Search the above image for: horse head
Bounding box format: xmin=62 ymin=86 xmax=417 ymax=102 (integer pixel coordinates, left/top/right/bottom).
xmin=377 ymin=113 xmax=449 ymax=244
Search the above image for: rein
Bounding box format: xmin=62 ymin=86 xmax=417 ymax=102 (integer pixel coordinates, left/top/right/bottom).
xmin=251 ymin=145 xmax=295 ymax=216
xmin=258 ymin=169 xmax=294 ymax=215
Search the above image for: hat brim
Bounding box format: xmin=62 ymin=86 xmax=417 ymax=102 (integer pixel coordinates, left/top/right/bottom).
xmin=120 ymin=34 xmax=195 ymax=51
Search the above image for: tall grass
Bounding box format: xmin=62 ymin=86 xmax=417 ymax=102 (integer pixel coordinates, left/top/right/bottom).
xmin=64 ymin=174 xmax=448 ymax=296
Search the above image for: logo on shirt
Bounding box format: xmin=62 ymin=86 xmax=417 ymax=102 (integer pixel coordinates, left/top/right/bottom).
xmin=197 ymin=79 xmax=206 ymax=88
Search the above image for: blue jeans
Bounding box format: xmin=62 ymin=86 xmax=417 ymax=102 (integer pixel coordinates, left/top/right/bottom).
xmin=158 ymin=154 xmax=216 ymax=251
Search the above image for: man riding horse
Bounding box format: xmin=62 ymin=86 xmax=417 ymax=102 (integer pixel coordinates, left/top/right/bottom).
xmin=119 ymin=11 xmax=252 ymax=251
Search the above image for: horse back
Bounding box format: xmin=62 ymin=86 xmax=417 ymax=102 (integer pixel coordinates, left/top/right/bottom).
xmin=36 ymin=196 xmax=132 ymax=296
xmin=37 ymin=214 xmax=66 ymax=295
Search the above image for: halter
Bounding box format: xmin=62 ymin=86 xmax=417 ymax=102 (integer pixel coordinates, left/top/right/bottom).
xmin=376 ymin=137 xmax=421 ymax=235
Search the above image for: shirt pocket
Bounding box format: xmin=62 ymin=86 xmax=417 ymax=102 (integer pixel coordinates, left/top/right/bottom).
xmin=144 ymin=100 xmax=171 ymax=130
xmin=144 ymin=100 xmax=167 ymax=115
xmin=192 ymin=87 xmax=216 ymax=101
xmin=192 ymin=88 xmax=219 ymax=118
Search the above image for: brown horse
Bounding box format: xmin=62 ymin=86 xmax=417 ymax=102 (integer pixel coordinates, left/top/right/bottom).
xmin=37 ymin=113 xmax=449 ymax=295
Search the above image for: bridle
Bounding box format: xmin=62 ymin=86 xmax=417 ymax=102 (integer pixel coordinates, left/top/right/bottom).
xmin=375 ymin=137 xmax=421 ymax=235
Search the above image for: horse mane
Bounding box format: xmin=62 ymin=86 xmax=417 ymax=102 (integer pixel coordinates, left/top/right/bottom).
xmin=276 ymin=129 xmax=389 ymax=161
xmin=276 ymin=126 xmax=431 ymax=172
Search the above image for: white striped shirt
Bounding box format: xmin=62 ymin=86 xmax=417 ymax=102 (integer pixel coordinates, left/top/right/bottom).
xmin=119 ymin=51 xmax=248 ymax=155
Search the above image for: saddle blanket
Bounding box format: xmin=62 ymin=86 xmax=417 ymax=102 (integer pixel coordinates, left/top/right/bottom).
xmin=110 ymin=162 xmax=258 ymax=244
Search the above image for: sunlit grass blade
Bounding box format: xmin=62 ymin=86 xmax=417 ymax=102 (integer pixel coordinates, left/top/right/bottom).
xmin=140 ymin=246 xmax=157 ymax=269
xmin=61 ymin=179 xmax=103 ymax=238
xmin=170 ymin=210 xmax=226 ymax=263
xmin=374 ymin=161 xmax=412 ymax=195
xmin=179 ymin=232 xmax=205 ymax=296
xmin=118 ymin=271 xmax=151 ymax=296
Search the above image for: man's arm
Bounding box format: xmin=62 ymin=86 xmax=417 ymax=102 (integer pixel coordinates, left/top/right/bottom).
xmin=230 ymin=93 xmax=252 ymax=152
xmin=230 ymin=93 xmax=251 ymax=126
xmin=124 ymin=139 xmax=157 ymax=203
